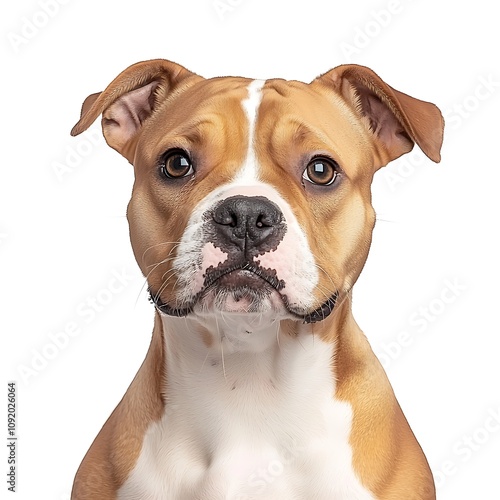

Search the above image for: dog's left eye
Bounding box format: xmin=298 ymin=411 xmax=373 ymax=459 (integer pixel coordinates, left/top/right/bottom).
xmin=302 ymin=157 xmax=339 ymax=186
xmin=160 ymin=150 xmax=194 ymax=179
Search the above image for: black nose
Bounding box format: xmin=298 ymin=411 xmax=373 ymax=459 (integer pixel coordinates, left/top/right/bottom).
xmin=212 ymin=196 xmax=286 ymax=257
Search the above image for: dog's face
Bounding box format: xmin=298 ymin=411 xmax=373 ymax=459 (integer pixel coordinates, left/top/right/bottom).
xmin=72 ymin=60 xmax=443 ymax=326
xmin=128 ymin=77 xmax=377 ymax=323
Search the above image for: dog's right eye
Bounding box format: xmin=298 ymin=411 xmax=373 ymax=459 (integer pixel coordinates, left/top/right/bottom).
xmin=160 ymin=150 xmax=194 ymax=179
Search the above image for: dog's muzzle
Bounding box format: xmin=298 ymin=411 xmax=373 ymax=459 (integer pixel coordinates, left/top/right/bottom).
xmin=149 ymin=195 xmax=339 ymax=323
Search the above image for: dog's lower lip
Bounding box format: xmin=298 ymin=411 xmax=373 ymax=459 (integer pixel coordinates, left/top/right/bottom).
xmin=148 ymin=292 xmax=191 ymax=317
xmin=148 ymin=262 xmax=339 ymax=323
xmin=204 ymin=262 xmax=284 ymax=292
xmin=215 ymin=269 xmax=271 ymax=287
xmin=149 ymin=288 xmax=339 ymax=324
xmin=207 ymin=266 xmax=281 ymax=291
xmin=302 ymin=292 xmax=339 ymax=324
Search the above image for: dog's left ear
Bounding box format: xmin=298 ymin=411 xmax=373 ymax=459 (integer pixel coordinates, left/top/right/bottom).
xmin=313 ymin=64 xmax=444 ymax=168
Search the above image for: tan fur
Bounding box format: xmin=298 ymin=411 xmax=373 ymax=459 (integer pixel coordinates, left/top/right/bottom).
xmin=71 ymin=313 xmax=165 ymax=499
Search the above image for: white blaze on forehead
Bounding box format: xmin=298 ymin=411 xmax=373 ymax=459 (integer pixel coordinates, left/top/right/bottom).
xmin=235 ymin=79 xmax=266 ymax=183
xmin=172 ymin=78 xmax=320 ymax=312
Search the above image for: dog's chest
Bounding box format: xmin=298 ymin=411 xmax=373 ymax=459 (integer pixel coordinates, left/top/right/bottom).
xmin=117 ymin=326 xmax=374 ymax=500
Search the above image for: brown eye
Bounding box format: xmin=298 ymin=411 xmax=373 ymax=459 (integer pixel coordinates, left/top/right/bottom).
xmin=160 ymin=150 xmax=194 ymax=179
xmin=303 ymin=157 xmax=338 ymax=186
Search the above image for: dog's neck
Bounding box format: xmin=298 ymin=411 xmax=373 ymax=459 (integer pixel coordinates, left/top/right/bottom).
xmin=157 ymin=299 xmax=353 ymax=407
xmin=122 ymin=302 xmax=375 ymax=500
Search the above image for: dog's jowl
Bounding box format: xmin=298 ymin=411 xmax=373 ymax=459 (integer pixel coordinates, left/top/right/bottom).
xmin=70 ymin=59 xmax=444 ymax=500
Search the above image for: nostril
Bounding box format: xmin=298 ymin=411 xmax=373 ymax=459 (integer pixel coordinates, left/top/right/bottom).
xmin=227 ymin=211 xmax=238 ymax=228
xmin=214 ymin=207 xmax=239 ymax=228
xmin=256 ymin=213 xmax=271 ymax=228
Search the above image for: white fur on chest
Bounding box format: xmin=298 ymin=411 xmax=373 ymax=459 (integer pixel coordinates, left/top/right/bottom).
xmin=117 ymin=314 xmax=375 ymax=500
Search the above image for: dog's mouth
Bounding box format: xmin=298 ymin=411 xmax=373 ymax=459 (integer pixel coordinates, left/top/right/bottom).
xmin=204 ymin=261 xmax=284 ymax=292
xmin=149 ymin=261 xmax=338 ymax=324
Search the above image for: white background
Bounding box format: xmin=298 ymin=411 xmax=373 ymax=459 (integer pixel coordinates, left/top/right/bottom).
xmin=2 ymin=0 xmax=499 ymax=498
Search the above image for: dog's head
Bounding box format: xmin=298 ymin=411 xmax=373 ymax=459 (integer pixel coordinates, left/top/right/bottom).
xmin=72 ymin=59 xmax=443 ymax=327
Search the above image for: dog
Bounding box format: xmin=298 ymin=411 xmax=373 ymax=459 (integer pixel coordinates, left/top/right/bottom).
xmin=70 ymin=59 xmax=443 ymax=499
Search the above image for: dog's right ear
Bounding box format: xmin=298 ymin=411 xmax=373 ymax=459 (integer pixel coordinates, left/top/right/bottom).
xmin=71 ymin=59 xmax=200 ymax=162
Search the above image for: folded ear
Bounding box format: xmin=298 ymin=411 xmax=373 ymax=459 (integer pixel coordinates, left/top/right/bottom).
xmin=71 ymin=59 xmax=200 ymax=161
xmin=313 ymin=64 xmax=444 ymax=168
